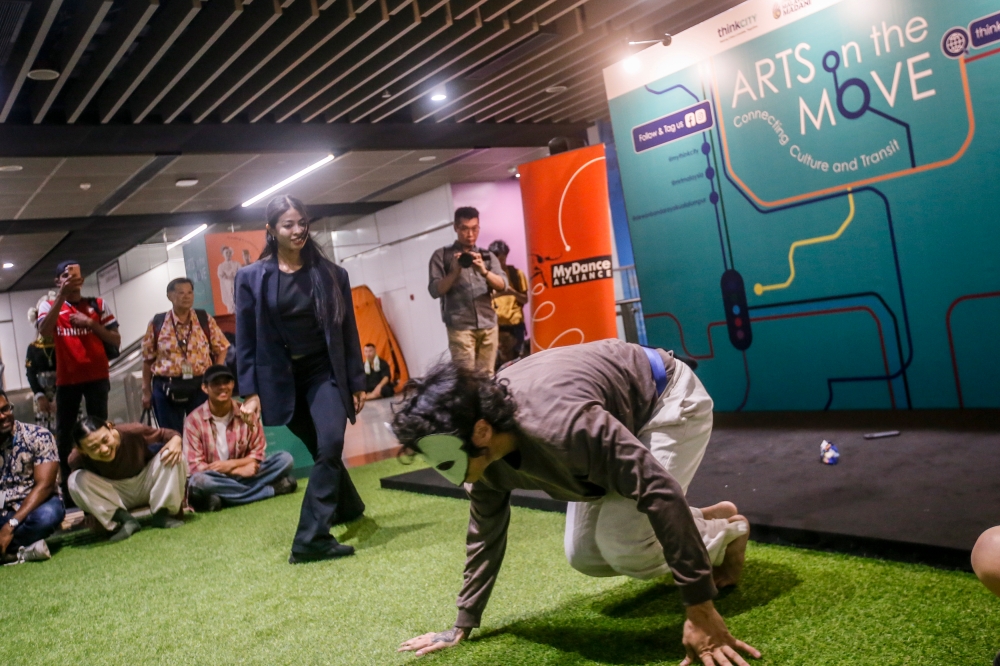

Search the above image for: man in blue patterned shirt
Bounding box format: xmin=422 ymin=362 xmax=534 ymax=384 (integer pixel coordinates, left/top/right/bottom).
xmin=0 ymin=390 xmax=64 ymax=562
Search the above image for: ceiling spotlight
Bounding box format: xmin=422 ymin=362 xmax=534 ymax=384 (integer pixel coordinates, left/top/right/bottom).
xmin=429 ymin=83 xmax=447 ymax=102
xmin=175 ymin=178 xmax=199 ymax=188
xmin=418 ymin=156 xmax=437 ymax=162
xmin=545 ymin=85 xmax=568 ymax=94
xmin=79 ymin=182 xmax=91 ymax=190
xmin=515 ymin=173 xmax=521 ymax=178
xmin=0 ymin=165 xmax=22 ymax=172
xmin=623 ymin=56 xmax=641 ymax=73
xmin=2 ymin=263 xmax=13 ymax=269
xmin=627 ymin=33 xmax=672 ymax=47
xmin=27 ymin=67 xmax=60 ymax=81
xmin=382 ymin=90 xmax=391 ymax=99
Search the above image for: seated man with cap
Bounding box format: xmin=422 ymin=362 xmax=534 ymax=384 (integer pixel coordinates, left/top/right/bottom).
xmin=392 ymin=339 xmax=758 ymax=666
xmin=183 ymin=365 xmax=296 ymax=512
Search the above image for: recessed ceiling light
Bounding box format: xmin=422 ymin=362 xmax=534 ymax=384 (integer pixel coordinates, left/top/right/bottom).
xmin=175 ymin=178 xmax=199 ymax=188
xmin=429 ymin=83 xmax=447 ymax=102
xmin=27 ymin=68 xmax=60 ymax=81
xmin=508 ymin=166 xmax=518 ymax=174
xmin=419 ymin=156 xmax=437 ymax=162
xmin=79 ymin=182 xmax=91 ymax=190
xmin=0 ymin=165 xmax=22 ymax=172
xmin=382 ymin=90 xmax=391 ymax=99
xmin=2 ymin=263 xmax=13 ymax=269
xmin=545 ymin=85 xmax=568 ymax=94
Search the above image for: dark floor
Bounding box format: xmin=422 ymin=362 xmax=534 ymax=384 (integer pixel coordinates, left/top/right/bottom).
xmin=382 ymin=409 xmax=999 ymax=570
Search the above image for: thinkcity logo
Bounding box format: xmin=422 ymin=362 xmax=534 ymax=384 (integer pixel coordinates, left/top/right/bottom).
xmin=772 ymin=0 xmax=812 ymax=19
xmin=717 ymin=14 xmax=757 ymax=41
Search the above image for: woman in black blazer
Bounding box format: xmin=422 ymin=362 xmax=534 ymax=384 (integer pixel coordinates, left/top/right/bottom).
xmin=235 ymin=195 xmax=367 ymax=563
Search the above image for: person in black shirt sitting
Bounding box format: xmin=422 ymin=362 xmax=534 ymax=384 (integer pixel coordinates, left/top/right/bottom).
xmin=363 ymin=344 xmax=395 ymax=400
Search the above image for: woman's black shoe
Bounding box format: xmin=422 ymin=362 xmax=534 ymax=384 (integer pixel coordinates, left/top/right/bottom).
xmin=288 ymin=543 xmax=355 ymax=564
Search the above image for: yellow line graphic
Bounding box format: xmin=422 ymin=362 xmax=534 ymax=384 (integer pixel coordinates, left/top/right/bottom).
xmin=754 ymin=190 xmax=855 ymax=296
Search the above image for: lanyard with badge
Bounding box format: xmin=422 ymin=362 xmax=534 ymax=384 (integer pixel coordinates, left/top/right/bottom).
xmin=172 ymin=312 xmax=195 ymax=379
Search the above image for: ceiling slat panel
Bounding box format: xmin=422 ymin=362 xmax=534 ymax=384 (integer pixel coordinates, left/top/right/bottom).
xmin=241 ymin=0 xmax=391 ymax=122
xmin=97 ymin=0 xmax=202 ymax=123
xmin=215 ymin=0 xmax=355 ymax=123
xmin=324 ymin=8 xmax=482 ymax=123
xmin=63 ymin=0 xmax=160 ymax=124
xmin=160 ymin=0 xmax=284 ymax=123
xmin=187 ymin=0 xmax=320 ymax=123
xmin=128 ymin=0 xmax=246 ymax=123
xmin=296 ymin=2 xmax=456 ymax=122
xmin=0 ymin=0 xmax=63 ymax=122
xmin=30 ymin=0 xmax=114 ymax=123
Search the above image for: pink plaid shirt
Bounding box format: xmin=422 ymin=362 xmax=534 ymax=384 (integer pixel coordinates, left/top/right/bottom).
xmin=183 ymin=400 xmax=265 ymax=474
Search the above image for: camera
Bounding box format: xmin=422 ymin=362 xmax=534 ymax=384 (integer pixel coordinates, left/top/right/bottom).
xmin=458 ymin=252 xmax=474 ymax=268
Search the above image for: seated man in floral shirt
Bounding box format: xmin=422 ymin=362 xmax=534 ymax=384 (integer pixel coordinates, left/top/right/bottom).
xmin=0 ymin=390 xmax=64 ymax=563
xmin=183 ymin=365 xmax=296 ymax=512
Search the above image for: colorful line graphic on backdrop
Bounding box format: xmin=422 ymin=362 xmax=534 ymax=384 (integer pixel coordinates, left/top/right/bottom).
xmin=753 ymin=190 xmax=855 ymax=296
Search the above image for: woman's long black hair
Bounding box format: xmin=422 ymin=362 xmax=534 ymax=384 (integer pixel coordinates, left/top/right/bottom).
xmin=259 ymin=194 xmax=345 ymax=325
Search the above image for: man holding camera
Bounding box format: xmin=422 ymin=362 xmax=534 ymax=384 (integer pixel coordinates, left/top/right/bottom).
xmin=428 ymin=207 xmax=507 ymax=373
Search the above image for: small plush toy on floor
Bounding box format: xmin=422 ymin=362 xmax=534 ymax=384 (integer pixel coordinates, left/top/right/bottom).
xmin=820 ymin=440 xmax=840 ymax=465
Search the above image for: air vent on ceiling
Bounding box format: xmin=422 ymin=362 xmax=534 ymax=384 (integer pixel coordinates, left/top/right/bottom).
xmin=465 ymin=26 xmax=560 ymax=81
xmin=0 ymin=1 xmax=29 ymax=67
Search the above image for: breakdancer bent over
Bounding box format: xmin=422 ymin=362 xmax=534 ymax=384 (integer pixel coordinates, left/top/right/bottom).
xmin=393 ymin=339 xmax=758 ymax=665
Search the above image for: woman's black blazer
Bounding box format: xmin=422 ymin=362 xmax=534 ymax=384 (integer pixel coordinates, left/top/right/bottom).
xmin=234 ymin=257 xmax=365 ymax=425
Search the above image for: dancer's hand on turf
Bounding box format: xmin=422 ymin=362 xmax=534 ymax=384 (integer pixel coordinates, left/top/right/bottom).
xmin=398 ymin=626 xmax=466 ymax=656
xmin=680 ymin=601 xmax=760 ymax=666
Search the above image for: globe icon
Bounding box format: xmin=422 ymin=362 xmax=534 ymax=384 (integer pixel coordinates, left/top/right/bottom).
xmin=942 ymin=28 xmax=969 ymax=58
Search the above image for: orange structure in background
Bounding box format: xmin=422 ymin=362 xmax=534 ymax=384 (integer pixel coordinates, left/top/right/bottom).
xmin=518 ymin=144 xmax=617 ymax=352
xmin=352 ymin=285 xmax=409 ymax=392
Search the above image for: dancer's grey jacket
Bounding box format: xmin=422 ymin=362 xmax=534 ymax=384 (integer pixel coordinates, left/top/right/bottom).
xmin=455 ymin=339 xmax=716 ymax=630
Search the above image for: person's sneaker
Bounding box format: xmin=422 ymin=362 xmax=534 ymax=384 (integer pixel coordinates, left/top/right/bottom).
xmin=18 ymin=539 xmax=52 ymax=562
xmin=288 ymin=542 xmax=355 ymax=564
xmin=109 ymin=509 xmax=142 ymax=543
xmin=150 ymin=508 xmax=184 ymax=529
xmin=271 ymin=475 xmax=298 ymax=497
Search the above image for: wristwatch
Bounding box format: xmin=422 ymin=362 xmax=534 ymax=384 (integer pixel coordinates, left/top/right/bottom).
xmin=6 ymin=517 xmax=18 ymax=529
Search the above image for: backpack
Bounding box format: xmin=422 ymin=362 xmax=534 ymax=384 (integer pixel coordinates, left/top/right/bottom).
xmin=152 ymin=310 xmax=211 ymax=353
xmin=86 ymin=297 xmax=121 ymax=360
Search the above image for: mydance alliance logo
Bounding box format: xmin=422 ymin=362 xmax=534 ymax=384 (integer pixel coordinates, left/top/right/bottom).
xmin=551 ymin=255 xmax=613 ymax=287
xmin=773 ymin=0 xmax=812 ymax=20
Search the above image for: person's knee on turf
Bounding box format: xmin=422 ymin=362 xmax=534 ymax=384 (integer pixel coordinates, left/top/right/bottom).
xmin=182 ymin=366 xmax=298 ymax=511
xmin=973 ymin=526 xmax=1000 ymax=597
xmin=69 ymin=416 xmax=187 ymax=540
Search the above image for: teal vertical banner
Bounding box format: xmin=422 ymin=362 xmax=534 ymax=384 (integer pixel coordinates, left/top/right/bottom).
xmin=607 ymin=0 xmax=1000 ymax=410
xmin=182 ymin=237 xmax=215 ymax=315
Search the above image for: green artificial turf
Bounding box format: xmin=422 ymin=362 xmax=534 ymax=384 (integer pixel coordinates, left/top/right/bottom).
xmin=1 ymin=458 xmax=996 ymax=665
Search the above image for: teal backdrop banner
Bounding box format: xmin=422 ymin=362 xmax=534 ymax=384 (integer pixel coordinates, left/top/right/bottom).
xmin=606 ymin=0 xmax=1000 ymax=410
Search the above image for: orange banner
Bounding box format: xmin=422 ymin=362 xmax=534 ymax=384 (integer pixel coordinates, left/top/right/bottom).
xmin=205 ymin=230 xmax=266 ymax=315
xmin=519 ymin=144 xmax=617 ymax=352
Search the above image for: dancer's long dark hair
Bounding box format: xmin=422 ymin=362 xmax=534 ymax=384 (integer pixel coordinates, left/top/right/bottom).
xmin=259 ymin=195 xmax=345 ymax=325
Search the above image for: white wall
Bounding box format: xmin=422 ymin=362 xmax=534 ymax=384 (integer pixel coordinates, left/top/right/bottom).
xmin=334 ymin=185 xmax=455 ymax=376
xmin=0 ymin=247 xmax=187 ymax=391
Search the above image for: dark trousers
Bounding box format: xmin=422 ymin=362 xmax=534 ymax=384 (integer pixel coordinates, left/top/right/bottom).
xmin=151 ymin=376 xmax=208 ymax=432
xmin=55 ymin=379 xmax=110 ymax=489
xmin=286 ymin=354 xmax=365 ymax=553
xmin=1 ymin=495 xmax=65 ymax=553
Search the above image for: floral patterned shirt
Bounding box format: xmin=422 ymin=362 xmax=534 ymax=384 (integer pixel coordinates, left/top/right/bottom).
xmin=0 ymin=421 xmax=60 ymax=512
xmin=141 ymin=311 xmax=229 ymax=378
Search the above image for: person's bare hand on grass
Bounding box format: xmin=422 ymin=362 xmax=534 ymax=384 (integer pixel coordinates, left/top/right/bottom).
xmin=398 ymin=627 xmax=466 ymax=657
xmin=680 ymin=601 xmax=760 ymax=666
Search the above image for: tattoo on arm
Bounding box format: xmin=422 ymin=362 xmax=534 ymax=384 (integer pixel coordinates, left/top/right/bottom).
xmin=431 ymin=628 xmax=462 ymax=644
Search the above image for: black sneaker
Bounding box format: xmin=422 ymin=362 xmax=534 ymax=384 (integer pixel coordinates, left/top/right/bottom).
xmin=150 ymin=508 xmax=184 ymax=529
xmin=109 ymin=509 xmax=142 ymax=543
xmin=288 ymin=543 xmax=355 ymax=564
xmin=189 ymin=491 xmax=223 ymax=513
xmin=271 ymin=475 xmax=298 ymax=497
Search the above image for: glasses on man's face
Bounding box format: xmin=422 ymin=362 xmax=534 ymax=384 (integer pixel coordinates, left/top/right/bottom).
xmin=0 ymin=404 xmax=13 ymax=415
